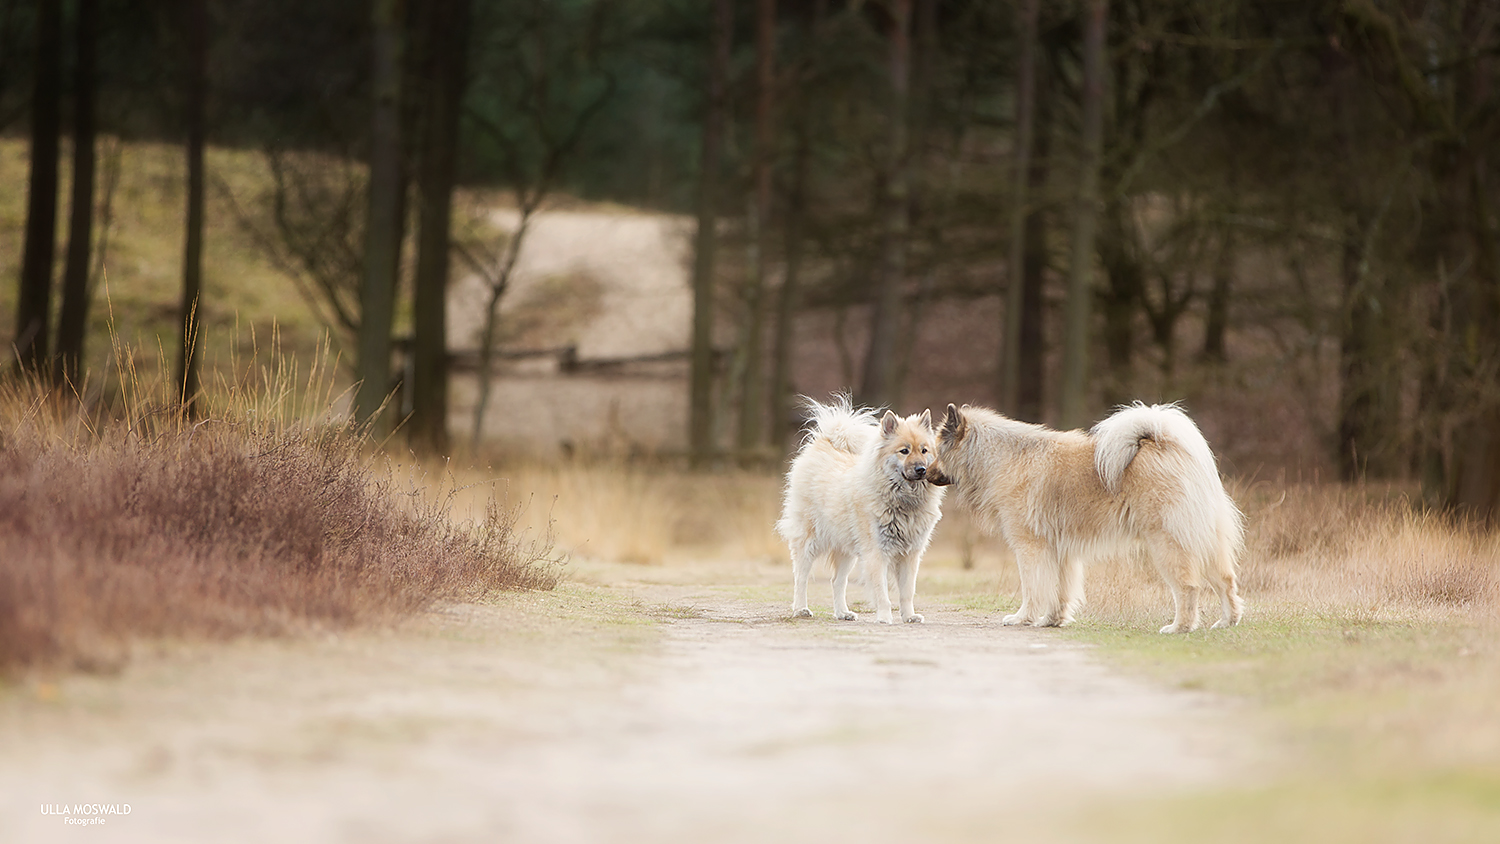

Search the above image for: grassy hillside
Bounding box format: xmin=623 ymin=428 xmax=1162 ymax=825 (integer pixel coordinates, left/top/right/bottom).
xmin=1 ymin=137 xmax=337 ymax=389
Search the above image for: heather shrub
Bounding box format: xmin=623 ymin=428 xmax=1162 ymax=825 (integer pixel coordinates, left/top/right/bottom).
xmin=0 ymin=369 xmax=559 ymax=673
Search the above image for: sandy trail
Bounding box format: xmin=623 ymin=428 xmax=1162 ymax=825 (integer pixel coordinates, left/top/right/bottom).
xmin=0 ymin=567 xmax=1252 ymax=843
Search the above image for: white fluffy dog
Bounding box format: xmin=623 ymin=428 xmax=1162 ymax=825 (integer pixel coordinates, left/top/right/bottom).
xmin=777 ymin=396 xmax=946 ymax=624
xmin=936 ymin=402 xmax=1244 ymax=633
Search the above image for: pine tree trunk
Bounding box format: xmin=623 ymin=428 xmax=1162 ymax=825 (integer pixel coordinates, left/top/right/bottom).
xmin=1058 ymin=0 xmax=1106 ymax=429
xmin=1015 ymin=55 xmax=1052 ymax=424
xmin=54 ymin=0 xmax=97 ymax=387
xmin=689 ymin=0 xmax=733 ymax=467
xmin=176 ymin=0 xmax=207 ymax=416
xmin=15 ymin=0 xmax=63 ymax=376
xmin=770 ymin=116 xmax=809 ymax=451
xmin=408 ymin=0 xmax=470 ymax=454
xmin=1446 ymin=157 xmax=1500 ymax=518
xmin=858 ymin=0 xmax=911 ymax=409
xmin=1000 ymin=0 xmax=1038 ymax=413
xmin=736 ymin=0 xmax=776 ymax=456
xmin=356 ymin=0 xmax=406 ymax=428
xmin=1201 ymin=228 xmax=1233 ymax=363
xmin=1097 ymin=200 xmax=1141 ymax=406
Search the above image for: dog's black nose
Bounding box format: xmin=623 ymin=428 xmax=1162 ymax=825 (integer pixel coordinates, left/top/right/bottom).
xmin=914 ymin=465 xmax=926 ymax=477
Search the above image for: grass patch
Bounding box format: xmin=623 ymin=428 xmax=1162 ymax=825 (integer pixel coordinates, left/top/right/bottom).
xmin=1074 ymin=770 xmax=1500 ymax=844
xmin=1062 ymin=598 xmax=1500 ymax=840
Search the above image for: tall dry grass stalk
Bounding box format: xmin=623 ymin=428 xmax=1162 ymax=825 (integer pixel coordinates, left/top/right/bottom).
xmin=0 ymin=331 xmax=559 ymax=674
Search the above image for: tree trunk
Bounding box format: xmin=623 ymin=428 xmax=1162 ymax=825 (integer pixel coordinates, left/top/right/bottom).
xmin=770 ymin=109 xmax=809 ymax=452
xmin=858 ymin=0 xmax=910 ymax=409
xmin=1058 ymin=0 xmax=1106 ymax=429
xmin=356 ymin=0 xmax=405 ymax=429
xmin=1336 ymin=226 xmax=1373 ymax=481
xmin=54 ymin=0 xmax=97 ymax=387
xmin=888 ymin=0 xmax=939 ymax=410
xmin=1447 ymin=156 xmax=1500 ymax=517
xmin=408 ymin=0 xmax=470 ymax=454
xmin=1097 ymin=199 xmax=1142 ymax=405
xmin=1201 ymin=227 xmax=1233 ymax=363
xmin=999 ymin=0 xmax=1038 ymax=413
xmin=1015 ymin=56 xmax=1052 ymax=424
xmin=176 ymin=0 xmax=207 ymax=416
xmin=15 ymin=0 xmax=62 ymax=376
xmin=736 ymin=0 xmax=776 ymax=456
xmin=689 ymin=0 xmax=732 ymax=467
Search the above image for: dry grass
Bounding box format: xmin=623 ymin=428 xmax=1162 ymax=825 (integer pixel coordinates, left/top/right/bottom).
xmin=1075 ymin=481 xmax=1500 ymax=630
xmin=458 ymin=460 xmax=1497 ymax=629
xmin=451 ymin=460 xmax=786 ymax=566
xmin=0 ymin=345 xmax=560 ymax=675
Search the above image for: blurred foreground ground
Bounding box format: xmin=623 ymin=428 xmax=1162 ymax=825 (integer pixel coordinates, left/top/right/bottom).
xmin=0 ymin=558 xmax=1257 ymax=844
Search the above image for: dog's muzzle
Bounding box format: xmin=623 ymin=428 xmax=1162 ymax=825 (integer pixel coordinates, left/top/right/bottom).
xmin=925 ymin=467 xmax=954 ymax=486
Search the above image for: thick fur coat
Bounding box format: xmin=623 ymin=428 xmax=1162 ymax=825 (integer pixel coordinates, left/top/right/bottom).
xmin=936 ymin=402 xmax=1244 ymax=633
xmin=778 ymin=397 xmax=946 ymax=623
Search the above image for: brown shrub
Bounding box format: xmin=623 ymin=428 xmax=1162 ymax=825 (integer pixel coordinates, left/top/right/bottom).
xmin=0 ymin=414 xmax=560 ymax=673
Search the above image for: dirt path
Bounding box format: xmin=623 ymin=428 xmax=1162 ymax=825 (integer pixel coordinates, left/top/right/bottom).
xmin=1 ymin=567 xmax=1254 ymax=843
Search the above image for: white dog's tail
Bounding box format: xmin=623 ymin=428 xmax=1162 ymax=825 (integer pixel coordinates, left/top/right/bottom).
xmin=797 ymin=393 xmax=877 ymax=455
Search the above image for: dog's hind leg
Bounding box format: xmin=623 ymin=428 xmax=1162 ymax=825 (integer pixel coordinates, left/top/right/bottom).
xmin=895 ymin=554 xmax=924 ymax=623
xmin=830 ymin=551 xmax=860 ymax=621
xmin=1208 ymin=549 xmax=1244 ymax=629
xmin=1149 ymin=537 xmax=1202 ymax=633
xmin=790 ymin=538 xmax=818 ymax=618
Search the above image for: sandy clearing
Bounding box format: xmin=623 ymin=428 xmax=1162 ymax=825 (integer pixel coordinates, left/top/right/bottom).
xmin=0 ymin=572 xmax=1257 ymax=844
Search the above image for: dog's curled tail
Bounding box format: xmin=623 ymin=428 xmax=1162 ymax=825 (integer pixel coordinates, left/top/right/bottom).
xmin=1091 ymin=402 xmax=1221 ymax=496
xmin=797 ymin=393 xmax=877 ymax=455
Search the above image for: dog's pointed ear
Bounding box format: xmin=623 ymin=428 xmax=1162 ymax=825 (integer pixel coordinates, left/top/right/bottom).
xmin=940 ymin=403 xmax=967 ymax=442
xmin=918 ymin=408 xmax=933 ymax=432
xmin=880 ymin=410 xmax=899 ymax=437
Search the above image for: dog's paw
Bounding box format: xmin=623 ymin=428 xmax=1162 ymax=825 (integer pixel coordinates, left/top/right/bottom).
xmin=1031 ymin=615 xmax=1057 ymax=628
xmin=1158 ymin=622 xmax=1199 ymax=634
xmin=1209 ymin=618 xmax=1232 ymax=630
xmin=1001 ymin=613 xmax=1027 ymax=626
xmin=902 ymin=613 xmax=924 ymax=623
xmin=793 ymin=607 xmax=813 ymax=618
xmin=875 ymin=614 xmax=894 ymax=624
xmin=834 ymin=610 xmax=858 ymax=621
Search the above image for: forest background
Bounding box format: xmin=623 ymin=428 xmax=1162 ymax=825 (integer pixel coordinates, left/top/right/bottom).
xmin=2 ymin=0 xmax=1499 ymax=519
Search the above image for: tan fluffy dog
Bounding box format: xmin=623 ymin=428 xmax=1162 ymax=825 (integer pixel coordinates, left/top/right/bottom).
xmin=935 ymin=402 xmax=1244 ymax=633
xmin=778 ymin=396 xmax=946 ymax=623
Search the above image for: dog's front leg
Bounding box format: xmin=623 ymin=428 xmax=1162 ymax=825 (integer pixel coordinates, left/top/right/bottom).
xmin=870 ymin=555 xmax=895 ymax=624
xmin=1002 ymin=534 xmax=1048 ymax=626
xmin=830 ymin=552 xmax=859 ymax=621
xmin=896 ymin=555 xmax=923 ymax=623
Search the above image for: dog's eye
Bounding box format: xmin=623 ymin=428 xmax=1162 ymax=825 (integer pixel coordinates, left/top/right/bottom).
xmin=921 ymin=447 xmax=928 ymax=454
xmin=900 ymin=447 xmax=910 ymax=454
